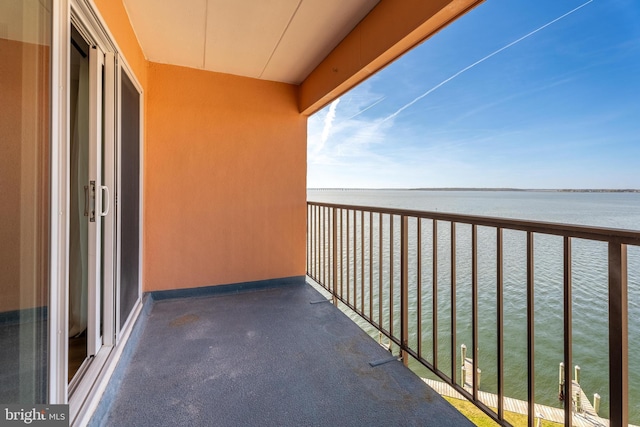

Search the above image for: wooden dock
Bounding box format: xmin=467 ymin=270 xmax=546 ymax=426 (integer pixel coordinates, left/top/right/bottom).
xmin=422 ymin=357 xmax=638 ymax=427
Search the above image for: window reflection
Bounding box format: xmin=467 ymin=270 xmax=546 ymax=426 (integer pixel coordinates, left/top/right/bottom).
xmin=0 ymin=0 xmax=52 ymax=403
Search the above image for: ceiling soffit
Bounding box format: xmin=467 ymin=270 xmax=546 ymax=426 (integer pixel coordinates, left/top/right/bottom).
xmin=123 ymin=0 xmax=379 ymax=84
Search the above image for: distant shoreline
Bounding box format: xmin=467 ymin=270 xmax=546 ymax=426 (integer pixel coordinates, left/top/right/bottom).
xmin=308 ymin=188 xmax=640 ymax=193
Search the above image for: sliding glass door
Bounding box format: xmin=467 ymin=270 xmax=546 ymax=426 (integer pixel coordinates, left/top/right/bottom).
xmin=67 ymin=5 xmax=142 ymax=407
xmin=67 ymin=7 xmax=142 ymax=404
xmin=1 ymin=0 xmax=143 ymax=408
xmin=68 ymin=23 xmax=111 ymax=383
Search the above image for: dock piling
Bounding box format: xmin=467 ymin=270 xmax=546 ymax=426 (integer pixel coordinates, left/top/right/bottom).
xmin=461 ymin=344 xmax=467 ymax=386
xmin=558 ymin=362 xmax=565 ymax=400
xmin=574 ymin=365 xmax=582 ymax=412
xmin=576 ymin=390 xmax=582 ymax=412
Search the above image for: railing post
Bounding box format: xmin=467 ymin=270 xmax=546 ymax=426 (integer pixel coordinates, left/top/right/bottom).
xmin=332 ymin=207 xmax=338 ymax=306
xmin=400 ymin=215 xmax=409 ymax=367
xmin=471 ymin=224 xmax=478 ymax=400
xmin=608 ymin=242 xmax=628 ymax=427
xmin=313 ymin=205 xmax=320 ymax=280
xmin=497 ymin=228 xmax=504 ymax=422
xmin=361 ymin=210 xmax=365 ymax=315
xmin=339 ymin=209 xmax=343 ymax=300
xmin=306 ymin=202 xmax=311 ymax=276
xmin=527 ymin=232 xmax=535 ymax=427
xmin=563 ymin=237 xmax=573 ymax=427
xmin=417 ymin=218 xmax=422 ymax=359
xmin=451 ymin=222 xmax=457 ymax=385
xmin=389 ymin=216 xmax=394 ymax=337
xmin=369 ymin=212 xmax=373 ymax=320
xmin=347 ymin=209 xmax=350 ymax=305
xmin=433 ymin=220 xmax=438 ymax=370
xmin=322 ymin=206 xmax=327 ymax=285
xmin=308 ymin=203 xmax=313 ymax=277
xmin=379 ymin=213 xmax=383 ymax=329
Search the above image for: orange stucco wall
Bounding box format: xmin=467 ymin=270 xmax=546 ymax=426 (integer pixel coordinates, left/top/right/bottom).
xmin=3 ymin=0 xmax=482 ymax=306
xmin=89 ymin=0 xmax=481 ymax=294
xmin=145 ymin=63 xmax=307 ymax=291
xmin=95 ymin=0 xmax=307 ymax=293
xmin=95 ymin=0 xmax=479 ymax=293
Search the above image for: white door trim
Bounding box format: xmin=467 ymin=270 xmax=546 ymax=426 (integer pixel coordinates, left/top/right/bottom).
xmin=49 ymin=0 xmax=71 ymax=405
xmin=102 ymin=51 xmax=117 ymax=347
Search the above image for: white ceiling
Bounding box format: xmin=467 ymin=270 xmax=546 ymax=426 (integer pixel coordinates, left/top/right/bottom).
xmin=122 ymin=0 xmax=380 ymax=85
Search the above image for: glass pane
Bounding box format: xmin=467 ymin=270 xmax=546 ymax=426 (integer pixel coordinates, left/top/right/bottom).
xmin=68 ymin=24 xmax=90 ymax=381
xmin=119 ymin=70 xmax=140 ymax=329
xmin=0 ymin=0 xmax=52 ymax=403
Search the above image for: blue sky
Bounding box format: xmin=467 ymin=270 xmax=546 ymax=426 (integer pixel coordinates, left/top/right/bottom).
xmin=307 ymin=0 xmax=640 ymax=189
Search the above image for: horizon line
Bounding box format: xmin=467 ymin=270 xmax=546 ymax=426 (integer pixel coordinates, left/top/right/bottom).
xmin=307 ymin=187 xmax=640 ymax=192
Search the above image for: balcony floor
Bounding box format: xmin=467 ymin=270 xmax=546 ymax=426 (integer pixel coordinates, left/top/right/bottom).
xmin=94 ymin=281 xmax=472 ymax=426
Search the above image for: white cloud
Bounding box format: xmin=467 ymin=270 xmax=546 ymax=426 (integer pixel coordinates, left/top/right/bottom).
xmin=308 ymin=82 xmax=393 ymax=167
xmin=307 ymin=91 xmax=495 ymax=188
xmin=321 ymin=98 xmax=340 ymax=146
xmin=307 ymin=81 xmax=460 ymax=187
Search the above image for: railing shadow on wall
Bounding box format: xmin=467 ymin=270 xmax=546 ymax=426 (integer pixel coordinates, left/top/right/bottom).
xmin=306 ymin=201 xmax=640 ymax=427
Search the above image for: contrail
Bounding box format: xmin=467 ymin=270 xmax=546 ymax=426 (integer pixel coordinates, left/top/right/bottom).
xmin=345 ymin=96 xmax=387 ymax=121
xmin=382 ymin=0 xmax=594 ymax=122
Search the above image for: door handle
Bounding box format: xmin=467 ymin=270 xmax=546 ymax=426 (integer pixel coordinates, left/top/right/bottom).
xmin=84 ymin=185 xmax=90 ymax=217
xmin=84 ymin=182 xmax=96 ymax=221
xmin=100 ymin=185 xmax=110 ymax=216
xmin=89 ymin=181 xmax=96 ymax=222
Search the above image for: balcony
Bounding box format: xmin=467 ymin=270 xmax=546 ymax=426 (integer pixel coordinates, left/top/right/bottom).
xmin=91 ymin=280 xmax=472 ymax=426
xmin=306 ymin=201 xmax=640 ymax=427
xmin=88 ymin=201 xmax=640 ymax=427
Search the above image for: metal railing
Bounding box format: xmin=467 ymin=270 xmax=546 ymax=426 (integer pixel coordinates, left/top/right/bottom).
xmin=306 ymin=201 xmax=640 ymax=427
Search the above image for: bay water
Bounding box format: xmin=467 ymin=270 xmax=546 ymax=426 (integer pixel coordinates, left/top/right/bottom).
xmin=307 ymin=189 xmax=640 ymax=423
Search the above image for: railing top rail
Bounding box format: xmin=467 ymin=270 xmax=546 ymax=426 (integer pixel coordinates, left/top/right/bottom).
xmin=307 ymin=201 xmax=640 ymax=245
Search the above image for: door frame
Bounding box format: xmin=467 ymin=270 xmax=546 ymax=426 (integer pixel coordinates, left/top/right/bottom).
xmin=49 ymin=0 xmax=144 ymax=421
xmin=86 ymin=37 xmax=105 ymax=359
xmin=66 ymin=3 xmax=115 ymax=401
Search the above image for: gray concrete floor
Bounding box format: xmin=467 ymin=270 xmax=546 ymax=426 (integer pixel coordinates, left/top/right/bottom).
xmin=95 ymin=282 xmax=472 ymax=427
